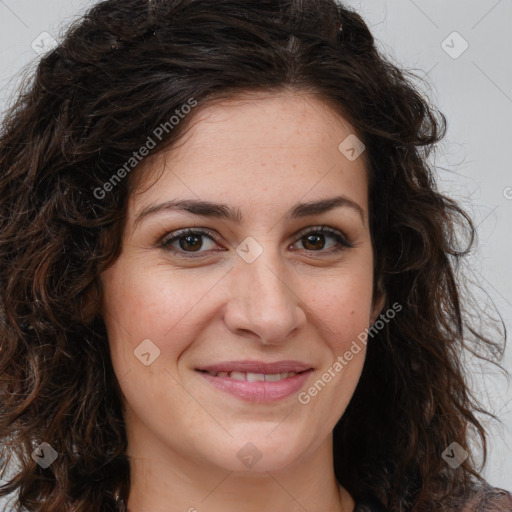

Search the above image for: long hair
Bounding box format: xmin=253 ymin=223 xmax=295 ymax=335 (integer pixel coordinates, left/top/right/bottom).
xmin=0 ymin=1 xmax=507 ymax=510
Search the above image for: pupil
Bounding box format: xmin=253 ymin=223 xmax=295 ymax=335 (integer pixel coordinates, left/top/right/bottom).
xmin=180 ymin=235 xmax=202 ymax=251
xmin=305 ymin=233 xmax=324 ymax=250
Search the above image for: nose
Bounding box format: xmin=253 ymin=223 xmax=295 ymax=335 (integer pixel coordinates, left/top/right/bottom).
xmin=223 ymin=247 xmax=307 ymax=345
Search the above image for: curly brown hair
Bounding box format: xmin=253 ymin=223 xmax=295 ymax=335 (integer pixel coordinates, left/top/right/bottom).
xmin=0 ymin=0 xmax=508 ymax=511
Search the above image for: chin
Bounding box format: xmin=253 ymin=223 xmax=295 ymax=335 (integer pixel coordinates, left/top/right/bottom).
xmin=197 ymin=426 xmax=312 ymax=473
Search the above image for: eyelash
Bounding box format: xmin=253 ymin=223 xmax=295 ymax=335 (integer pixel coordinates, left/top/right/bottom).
xmin=159 ymin=226 xmax=354 ymax=258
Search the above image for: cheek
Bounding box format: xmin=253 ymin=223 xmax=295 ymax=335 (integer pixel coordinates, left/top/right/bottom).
xmin=100 ymin=260 xmax=223 ymax=365
xmin=100 ymin=262 xmax=204 ymax=413
xmin=308 ymin=266 xmax=374 ymax=345
xmin=303 ymin=271 xmax=373 ymax=412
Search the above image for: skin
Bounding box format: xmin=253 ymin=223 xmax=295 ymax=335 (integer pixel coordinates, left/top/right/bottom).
xmin=99 ymin=89 xmax=384 ymax=512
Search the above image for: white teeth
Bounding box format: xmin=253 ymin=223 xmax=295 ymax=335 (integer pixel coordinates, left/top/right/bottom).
xmin=206 ymin=370 xmax=298 ymax=381
xmin=264 ymin=373 xmax=283 ymax=382
xmin=246 ymin=372 xmax=265 ymax=382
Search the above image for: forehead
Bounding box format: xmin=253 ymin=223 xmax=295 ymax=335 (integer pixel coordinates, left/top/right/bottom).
xmin=128 ymin=90 xmax=369 ymax=220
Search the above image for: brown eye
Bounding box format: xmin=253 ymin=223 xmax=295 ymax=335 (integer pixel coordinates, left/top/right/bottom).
xmin=161 ymin=229 xmax=220 ymax=255
xmin=302 ymin=233 xmax=327 ymax=250
xmin=179 ymin=234 xmax=203 ymax=252
xmin=294 ymin=227 xmax=353 ymax=253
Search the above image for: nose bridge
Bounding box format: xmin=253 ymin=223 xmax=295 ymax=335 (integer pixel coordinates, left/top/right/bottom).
xmin=225 ymin=242 xmax=305 ymax=343
xmin=250 ymin=251 xmax=291 ymax=307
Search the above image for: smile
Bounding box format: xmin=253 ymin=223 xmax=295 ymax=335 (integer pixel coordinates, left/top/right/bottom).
xmin=195 ymin=366 xmax=313 ymax=402
xmin=201 ymin=370 xmax=300 ymax=381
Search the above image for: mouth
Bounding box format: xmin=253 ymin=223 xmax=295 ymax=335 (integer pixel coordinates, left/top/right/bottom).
xmin=197 ymin=369 xmax=305 ymax=382
xmin=194 ymin=361 xmax=314 ymax=402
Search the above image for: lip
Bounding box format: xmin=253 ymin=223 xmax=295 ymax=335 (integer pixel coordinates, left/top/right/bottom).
xmin=195 ymin=360 xmax=313 ymax=374
xmin=195 ymin=360 xmax=314 ymax=402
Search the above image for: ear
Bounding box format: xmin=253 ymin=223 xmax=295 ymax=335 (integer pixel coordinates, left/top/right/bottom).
xmin=81 ymin=280 xmax=101 ymax=324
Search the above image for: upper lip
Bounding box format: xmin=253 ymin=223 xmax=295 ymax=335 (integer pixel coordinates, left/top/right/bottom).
xmin=195 ymin=360 xmax=314 ymax=374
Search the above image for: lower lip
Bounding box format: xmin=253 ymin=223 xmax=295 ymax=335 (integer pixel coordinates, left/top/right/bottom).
xmin=196 ymin=370 xmax=313 ymax=402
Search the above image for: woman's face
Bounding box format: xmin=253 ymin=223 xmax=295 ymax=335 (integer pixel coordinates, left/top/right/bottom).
xmin=100 ymin=91 xmax=382 ymax=474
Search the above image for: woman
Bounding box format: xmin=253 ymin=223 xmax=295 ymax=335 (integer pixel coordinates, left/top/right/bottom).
xmin=0 ymin=0 xmax=510 ymax=511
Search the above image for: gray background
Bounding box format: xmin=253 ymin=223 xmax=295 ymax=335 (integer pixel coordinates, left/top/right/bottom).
xmin=0 ymin=0 xmax=510 ymax=504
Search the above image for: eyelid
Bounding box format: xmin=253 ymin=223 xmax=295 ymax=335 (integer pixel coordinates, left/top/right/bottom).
xmin=159 ymin=225 xmax=354 ymax=256
xmin=159 ymin=227 xmax=222 ymax=255
xmin=293 ymin=225 xmax=353 ymax=249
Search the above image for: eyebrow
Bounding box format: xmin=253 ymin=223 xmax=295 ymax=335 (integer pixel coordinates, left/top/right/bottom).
xmin=134 ymin=195 xmax=365 ymax=226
